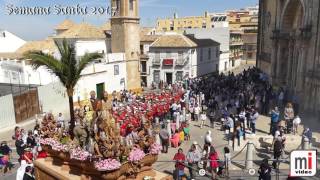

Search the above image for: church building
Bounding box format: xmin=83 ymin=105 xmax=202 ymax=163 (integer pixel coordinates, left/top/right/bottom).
xmin=257 ymin=0 xmax=320 ymax=115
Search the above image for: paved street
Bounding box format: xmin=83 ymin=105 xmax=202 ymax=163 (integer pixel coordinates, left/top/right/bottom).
xmin=153 ymin=114 xmax=320 ymax=180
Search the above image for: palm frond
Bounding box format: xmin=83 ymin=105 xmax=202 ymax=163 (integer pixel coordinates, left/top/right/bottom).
xmin=78 ymin=52 xmax=103 ymax=73
xmin=24 ymin=51 xmax=68 ymax=85
xmin=24 ymin=41 xmax=103 ymax=91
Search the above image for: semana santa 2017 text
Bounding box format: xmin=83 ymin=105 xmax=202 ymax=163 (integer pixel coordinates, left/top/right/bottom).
xmin=6 ymin=4 xmax=111 ymax=16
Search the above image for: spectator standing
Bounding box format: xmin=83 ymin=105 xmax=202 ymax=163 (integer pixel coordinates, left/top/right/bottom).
xmin=202 ymin=143 xmax=211 ymax=170
xmin=270 ymin=107 xmax=280 ymax=135
xmin=0 ymin=141 xmax=13 ymax=173
xmin=23 ymin=166 xmax=35 ymax=180
xmin=258 ymin=158 xmax=271 ymax=180
xmin=292 ymin=115 xmax=301 ymax=135
xmin=194 ymin=104 xmax=200 ymax=122
xmin=223 ymin=147 xmax=230 ymax=177
xmin=186 ymin=144 xmax=201 ymax=179
xmin=272 ymin=138 xmax=283 ymax=169
xmin=250 ymin=109 xmax=259 ymax=135
xmin=26 ymin=131 xmax=36 ymax=148
xmin=57 ymin=113 xmax=65 ymax=128
xmin=159 ymin=125 xmax=169 ymax=153
xmin=284 ymin=103 xmax=294 ymax=134
xmin=173 ymin=148 xmax=186 ymax=180
xmin=209 ymin=147 xmax=219 ymax=180
xmin=204 ymin=130 xmax=212 ymax=145
xmin=15 ymin=135 xmax=25 ymax=163
xmin=302 ymin=127 xmax=312 ymax=146
xmin=200 ymin=112 xmax=207 ymax=129
xmin=209 ymin=110 xmax=215 ymax=128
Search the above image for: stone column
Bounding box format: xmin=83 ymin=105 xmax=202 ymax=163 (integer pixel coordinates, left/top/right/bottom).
xmin=245 ymin=141 xmax=254 ymax=170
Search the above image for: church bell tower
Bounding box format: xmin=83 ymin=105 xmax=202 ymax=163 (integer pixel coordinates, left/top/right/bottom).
xmin=111 ymin=0 xmax=141 ymax=91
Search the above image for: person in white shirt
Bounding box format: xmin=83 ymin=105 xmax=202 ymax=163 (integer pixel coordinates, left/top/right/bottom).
xmin=194 ymin=104 xmax=200 ymax=122
xmin=200 ymin=112 xmax=207 ymax=129
xmin=57 ymin=113 xmax=64 ymax=128
xmin=293 ymin=115 xmax=301 ymax=135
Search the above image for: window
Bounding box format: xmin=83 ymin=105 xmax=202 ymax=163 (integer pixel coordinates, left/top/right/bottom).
xmin=129 ymin=0 xmax=134 ymax=11
xmin=178 ymin=51 xmax=183 ymax=64
xmin=208 ymin=48 xmax=211 ymax=60
xmin=155 ymin=51 xmax=160 ymax=62
xmin=166 ymin=51 xmax=171 ymax=58
xmin=153 ymin=70 xmax=160 ymax=83
xmin=114 ymin=65 xmax=119 ymax=75
xmin=4 ymin=71 xmax=9 ymax=78
xmin=170 ymin=26 xmax=174 ymax=30
xmin=140 ymin=45 xmax=144 ymax=54
xmin=176 ymin=71 xmax=183 ymax=81
xmin=200 ymin=48 xmax=203 ymax=61
xmin=11 ymin=72 xmax=18 ymax=80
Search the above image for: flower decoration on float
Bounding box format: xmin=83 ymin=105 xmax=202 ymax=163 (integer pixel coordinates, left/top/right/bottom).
xmin=128 ymin=147 xmax=145 ymax=162
xmin=70 ymin=147 xmax=91 ymax=161
xmin=149 ymin=143 xmax=162 ymax=155
xmin=94 ymin=158 xmax=121 ymax=171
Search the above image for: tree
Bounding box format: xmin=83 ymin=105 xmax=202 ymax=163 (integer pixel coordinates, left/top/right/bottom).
xmin=25 ymin=39 xmax=103 ymax=136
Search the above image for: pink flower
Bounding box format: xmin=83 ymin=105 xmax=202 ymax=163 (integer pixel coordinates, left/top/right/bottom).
xmin=94 ymin=159 xmax=121 ymax=171
xmin=128 ymin=147 xmax=145 ymax=162
xmin=40 ymin=138 xmax=69 ymax=152
xmin=149 ymin=143 xmax=162 ymax=155
xmin=70 ymin=147 xmax=91 ymax=161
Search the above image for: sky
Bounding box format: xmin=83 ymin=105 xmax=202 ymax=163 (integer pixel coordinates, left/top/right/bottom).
xmin=0 ymin=0 xmax=258 ymax=41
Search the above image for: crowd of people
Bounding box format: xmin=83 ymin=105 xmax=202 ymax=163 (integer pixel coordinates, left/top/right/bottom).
xmin=160 ymin=67 xmax=311 ymax=180
xmin=0 ymin=66 xmax=314 ymax=180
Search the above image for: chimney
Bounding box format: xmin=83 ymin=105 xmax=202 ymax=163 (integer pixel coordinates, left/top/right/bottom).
xmin=205 ymin=11 xmax=208 ymax=18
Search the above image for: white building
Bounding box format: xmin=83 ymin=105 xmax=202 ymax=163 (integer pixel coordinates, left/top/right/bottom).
xmin=185 ymin=28 xmax=234 ymax=72
xmin=53 ymin=21 xmax=124 ymax=100
xmin=0 ymin=30 xmax=26 ymax=53
xmin=147 ymin=34 xmax=220 ymax=87
xmin=0 ymin=21 xmax=126 ymax=101
xmin=0 ymin=38 xmax=58 ymax=87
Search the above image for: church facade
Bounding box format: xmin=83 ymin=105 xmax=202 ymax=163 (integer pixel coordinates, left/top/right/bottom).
xmin=257 ymin=0 xmax=320 ymax=115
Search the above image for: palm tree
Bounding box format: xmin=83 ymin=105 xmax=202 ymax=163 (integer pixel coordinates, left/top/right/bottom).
xmin=24 ymin=39 xmax=103 ymax=135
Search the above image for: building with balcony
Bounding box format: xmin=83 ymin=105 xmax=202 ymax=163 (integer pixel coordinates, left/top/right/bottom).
xmin=230 ymin=31 xmax=244 ymax=67
xmin=257 ymin=0 xmax=320 ymax=115
xmin=227 ymin=6 xmax=258 ymax=62
xmin=147 ymin=34 xmax=219 ymax=87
